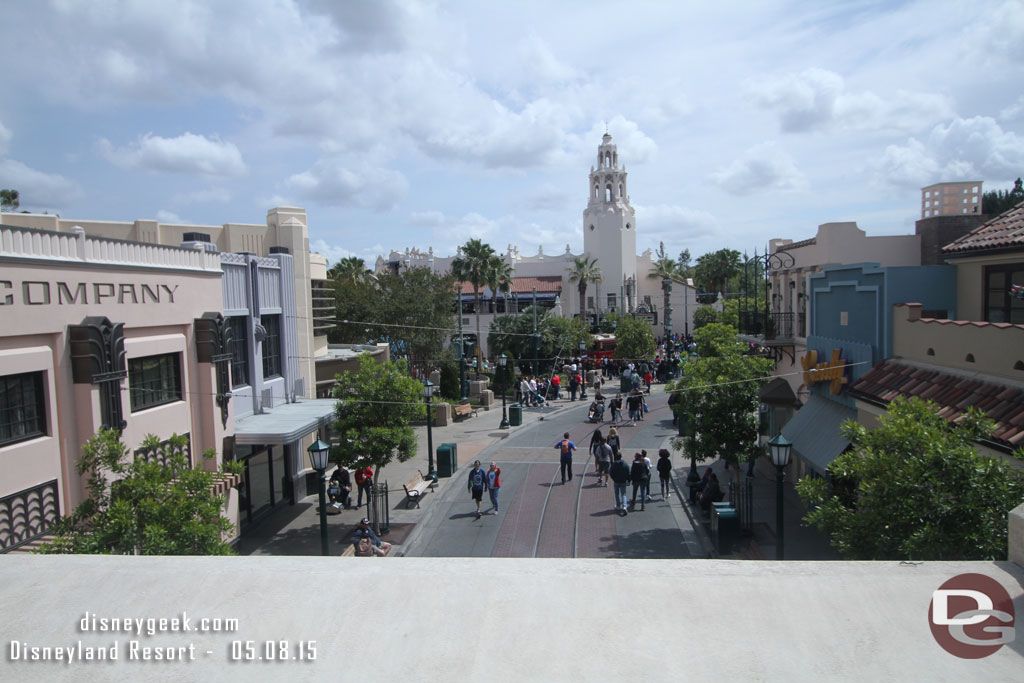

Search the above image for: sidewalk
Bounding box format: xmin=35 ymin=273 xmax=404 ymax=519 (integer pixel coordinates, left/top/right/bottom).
xmin=236 ymin=396 xmax=573 ymax=556
xmin=675 ymin=453 xmax=841 ymax=560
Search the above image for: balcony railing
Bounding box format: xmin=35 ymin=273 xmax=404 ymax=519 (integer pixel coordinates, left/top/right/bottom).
xmin=738 ymin=311 xmax=796 ymax=339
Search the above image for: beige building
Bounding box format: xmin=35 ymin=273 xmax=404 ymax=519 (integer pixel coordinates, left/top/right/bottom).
xmin=921 ymin=181 xmax=983 ymax=218
xmin=850 ymin=201 xmax=1024 ymax=466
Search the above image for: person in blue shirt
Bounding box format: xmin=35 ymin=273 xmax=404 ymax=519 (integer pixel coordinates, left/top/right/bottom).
xmin=467 ymin=460 xmax=489 ymax=519
xmin=351 ymin=518 xmax=391 ymax=556
xmin=554 ymin=432 xmax=576 ymax=484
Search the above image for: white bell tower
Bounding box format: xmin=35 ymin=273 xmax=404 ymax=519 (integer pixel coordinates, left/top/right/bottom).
xmin=583 ymin=133 xmax=637 ymax=314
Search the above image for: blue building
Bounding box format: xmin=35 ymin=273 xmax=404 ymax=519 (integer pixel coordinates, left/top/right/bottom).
xmin=781 ymin=262 xmax=957 ymax=478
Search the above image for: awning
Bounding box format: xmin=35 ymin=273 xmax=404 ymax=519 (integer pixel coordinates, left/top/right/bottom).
xmin=780 ymin=395 xmax=854 ymax=474
xmin=233 ymin=399 xmax=337 ymax=445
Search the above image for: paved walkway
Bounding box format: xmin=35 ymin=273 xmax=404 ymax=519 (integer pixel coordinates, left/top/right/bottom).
xmin=238 ymin=383 xmax=839 ymax=561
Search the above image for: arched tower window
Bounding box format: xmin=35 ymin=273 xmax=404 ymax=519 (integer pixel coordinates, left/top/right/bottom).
xmin=618 ymin=183 xmax=623 ymax=197
xmin=605 ymin=184 xmax=613 ymax=202
xmin=604 ymin=152 xmax=611 ymax=168
xmin=593 ymin=184 xmax=599 ymax=200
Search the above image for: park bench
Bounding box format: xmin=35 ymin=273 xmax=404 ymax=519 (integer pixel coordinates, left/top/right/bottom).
xmin=402 ymin=470 xmax=434 ymax=508
xmin=453 ymin=403 xmax=478 ymax=420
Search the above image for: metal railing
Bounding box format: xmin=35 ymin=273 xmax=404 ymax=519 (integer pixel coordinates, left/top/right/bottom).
xmin=368 ymin=482 xmax=390 ymax=536
xmin=728 ymin=478 xmax=753 ymax=533
xmin=738 ymin=311 xmax=796 ymax=340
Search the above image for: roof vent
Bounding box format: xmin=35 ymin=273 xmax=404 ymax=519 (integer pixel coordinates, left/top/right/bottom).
xmin=181 ymin=232 xmax=217 ymax=253
xmin=183 ymin=232 xmax=211 ymax=243
xmin=269 ymin=246 xmax=290 ymax=255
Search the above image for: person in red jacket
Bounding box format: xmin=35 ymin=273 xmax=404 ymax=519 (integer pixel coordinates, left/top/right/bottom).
xmin=354 ymin=465 xmax=373 ymax=508
xmin=487 ymin=462 xmax=502 ymax=513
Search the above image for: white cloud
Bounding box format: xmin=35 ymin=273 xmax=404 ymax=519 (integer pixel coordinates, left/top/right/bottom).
xmin=409 ymin=210 xmax=446 ymax=226
xmin=284 ymin=159 xmax=408 ymax=211
xmin=710 ymin=142 xmax=806 ymax=195
xmin=0 ymin=159 xmax=83 ymax=208
xmin=156 ymin=210 xmax=185 ymax=223
xmin=99 ymin=132 xmax=247 ymax=177
xmin=747 ymin=68 xmax=843 ymax=133
xmin=748 ymin=68 xmax=954 ymax=134
xmin=0 ymin=120 xmax=10 ymax=155
xmin=172 ymin=187 xmax=232 ymax=205
xmin=875 ymin=116 xmax=1024 ymax=188
xmin=634 ymin=204 xmax=718 ymax=243
xmin=310 ymin=238 xmax=358 ymax=268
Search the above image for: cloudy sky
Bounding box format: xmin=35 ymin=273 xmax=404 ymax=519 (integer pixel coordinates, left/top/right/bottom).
xmin=1 ymin=1 xmax=1022 ymax=267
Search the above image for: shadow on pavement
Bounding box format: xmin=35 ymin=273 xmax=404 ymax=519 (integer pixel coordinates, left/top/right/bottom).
xmin=606 ymin=527 xmax=689 ymax=559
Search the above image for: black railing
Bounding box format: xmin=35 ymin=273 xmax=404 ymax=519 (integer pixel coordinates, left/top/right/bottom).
xmin=738 ymin=312 xmax=797 ymax=339
xmin=0 ymin=480 xmax=60 ymax=553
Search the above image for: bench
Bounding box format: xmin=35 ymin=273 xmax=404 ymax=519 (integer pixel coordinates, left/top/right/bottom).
xmin=402 ymin=470 xmax=434 ymax=508
xmin=453 ymin=403 xmax=478 ymax=420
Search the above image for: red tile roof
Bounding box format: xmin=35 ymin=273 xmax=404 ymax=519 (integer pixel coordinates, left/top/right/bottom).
xmin=943 ymin=202 xmax=1024 ymax=254
xmin=849 ymin=359 xmax=1024 ymax=448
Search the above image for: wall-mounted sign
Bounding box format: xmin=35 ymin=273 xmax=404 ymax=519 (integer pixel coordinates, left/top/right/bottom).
xmin=0 ymin=280 xmax=179 ymax=306
xmin=802 ymin=348 xmax=848 ymax=395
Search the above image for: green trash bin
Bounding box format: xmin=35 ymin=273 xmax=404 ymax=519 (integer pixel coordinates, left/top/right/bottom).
xmin=712 ymin=505 xmax=739 ymax=555
xmin=508 ymin=403 xmax=522 ymax=427
xmin=436 ymin=442 xmax=458 ymax=478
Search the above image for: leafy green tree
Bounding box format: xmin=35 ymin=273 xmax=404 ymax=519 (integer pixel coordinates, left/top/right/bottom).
xmin=982 ymin=178 xmax=1023 ymax=216
xmin=613 ymin=314 xmax=656 ymax=362
xmin=488 ymin=307 xmax=587 ymax=373
xmin=0 ymin=188 xmax=19 ymax=212
xmin=694 ymin=248 xmax=741 ymax=294
xmin=332 ymin=354 xmax=424 ymax=483
xmin=485 ymin=255 xmax=513 ymax=314
xmin=451 ymin=239 xmax=498 ymax=366
xmin=328 ymin=256 xmax=372 ymax=284
xmin=677 ymin=248 xmax=693 ymax=280
xmin=329 ymin=267 xmax=454 ymax=366
xmin=41 ymin=431 xmax=240 ymax=555
xmin=567 ymin=255 xmax=602 ymax=319
xmin=692 ymin=305 xmax=718 ymax=330
xmin=797 ymin=397 xmax=1024 ymax=561
xmin=668 ymin=323 xmax=773 ymax=473
xmin=649 ymin=242 xmax=681 ymax=327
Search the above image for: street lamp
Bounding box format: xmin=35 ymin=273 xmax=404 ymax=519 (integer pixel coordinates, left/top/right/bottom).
xmin=306 ymin=437 xmax=332 ymax=556
xmin=768 ymin=433 xmax=793 ymax=560
xmin=679 ymin=411 xmax=701 ymax=503
xmin=423 ymin=380 xmax=437 ymax=481
xmin=498 ymin=354 xmax=509 ymax=429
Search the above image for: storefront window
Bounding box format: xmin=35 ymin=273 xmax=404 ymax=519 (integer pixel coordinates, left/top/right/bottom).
xmin=0 ymin=371 xmax=47 ymax=447
xmin=128 ymin=353 xmax=182 ymax=412
xmin=229 ymin=316 xmax=249 ymax=388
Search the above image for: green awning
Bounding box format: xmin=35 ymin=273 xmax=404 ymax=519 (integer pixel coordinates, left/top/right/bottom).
xmin=780 ymin=396 xmax=853 ymax=475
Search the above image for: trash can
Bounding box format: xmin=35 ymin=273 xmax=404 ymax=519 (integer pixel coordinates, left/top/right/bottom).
xmin=712 ymin=505 xmax=739 ymax=555
xmin=508 ymin=403 xmax=522 ymax=427
xmin=436 ymin=442 xmax=458 ymax=478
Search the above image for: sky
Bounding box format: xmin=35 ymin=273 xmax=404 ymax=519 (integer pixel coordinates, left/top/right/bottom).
xmin=1 ymin=0 xmax=1023 ymax=269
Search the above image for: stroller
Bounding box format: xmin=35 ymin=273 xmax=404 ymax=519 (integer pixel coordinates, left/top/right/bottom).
xmin=587 ymin=399 xmax=606 ymax=423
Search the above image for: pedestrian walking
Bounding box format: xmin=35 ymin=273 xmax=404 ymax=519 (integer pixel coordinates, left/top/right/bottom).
xmin=487 ymin=462 xmax=502 ymax=513
xmin=625 ymin=390 xmax=642 ymax=425
xmin=642 ymin=450 xmax=654 ymax=502
xmin=608 ymin=452 xmax=631 ymax=515
xmin=467 ymin=460 xmax=489 ymax=518
xmin=609 ymin=393 xmax=622 ymax=423
xmin=569 ymin=372 xmax=579 ymax=401
xmin=629 ymin=453 xmax=650 ymax=511
xmin=606 ymin=427 xmax=620 ymax=457
xmin=554 ymin=432 xmax=576 ymax=484
xmin=595 ymin=437 xmax=613 ymax=486
xmin=656 ymin=448 xmax=673 ymax=499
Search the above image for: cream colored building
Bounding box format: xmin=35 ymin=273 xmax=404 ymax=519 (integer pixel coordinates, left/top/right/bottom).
xmin=378 ymin=134 xmax=697 ymax=356
xmin=921 ymin=180 xmax=983 ymax=218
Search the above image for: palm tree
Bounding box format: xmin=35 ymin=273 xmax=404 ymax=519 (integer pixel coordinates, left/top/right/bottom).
xmin=451 ymin=239 xmax=497 ymax=367
xmin=486 ymin=255 xmax=513 ymax=316
xmin=567 ymin=255 xmax=602 ymax=319
xmin=0 ymin=189 xmax=19 ymax=212
xmin=649 ymin=254 xmax=681 ymax=338
xmin=328 ymin=256 xmax=371 ymax=284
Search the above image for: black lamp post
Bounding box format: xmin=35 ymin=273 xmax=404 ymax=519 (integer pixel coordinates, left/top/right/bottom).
xmin=498 ymin=354 xmax=509 ymax=429
xmin=680 ymin=412 xmax=701 ymax=502
xmin=306 ymin=437 xmax=332 ymax=556
xmin=423 ymin=380 xmax=436 ymax=481
xmin=768 ymin=433 xmax=793 ymax=560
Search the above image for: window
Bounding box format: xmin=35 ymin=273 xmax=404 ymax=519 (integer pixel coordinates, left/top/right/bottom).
xmin=129 ymin=354 xmax=182 ymax=412
xmin=607 ymin=294 xmax=617 ymax=311
xmin=261 ymin=315 xmax=282 ymax=379
xmin=985 ymin=264 xmax=1024 ymax=324
xmin=229 ymin=316 xmax=249 ymax=388
xmin=1 ymin=372 xmax=47 ymax=447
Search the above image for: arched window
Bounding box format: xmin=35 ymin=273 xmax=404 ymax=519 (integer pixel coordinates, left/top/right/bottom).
xmin=605 ymin=184 xmax=612 ymax=201
xmin=618 ymin=183 xmax=623 ymax=197
xmin=1015 ymin=360 xmax=1024 ymax=371
xmin=593 ymin=184 xmax=599 ymax=200
xmin=926 ymin=348 xmax=935 ymax=356
xmin=604 ymin=152 xmax=611 ymax=168
xmin=965 ymin=353 xmax=975 ymax=363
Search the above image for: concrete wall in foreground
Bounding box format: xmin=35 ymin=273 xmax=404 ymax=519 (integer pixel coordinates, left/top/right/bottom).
xmin=1 ymin=556 xmax=1021 ymax=682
